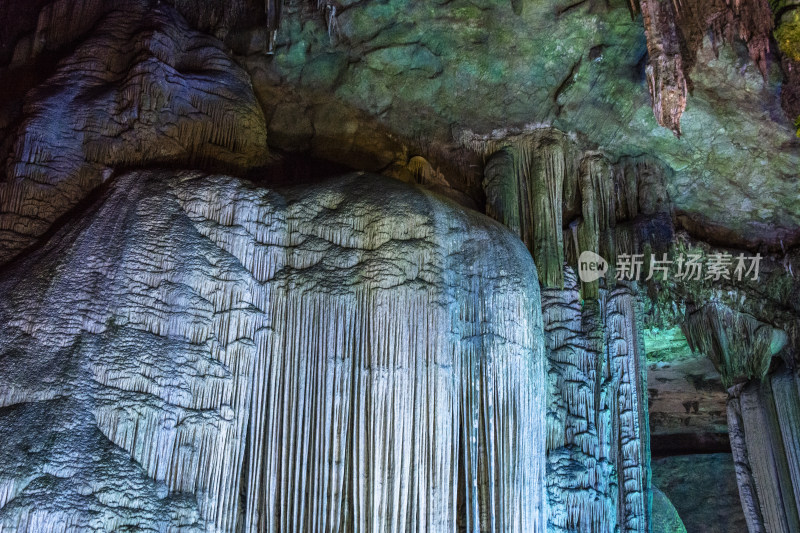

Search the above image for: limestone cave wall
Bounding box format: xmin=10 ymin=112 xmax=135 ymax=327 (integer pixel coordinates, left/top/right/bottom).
xmin=0 ymin=0 xmax=799 ymax=532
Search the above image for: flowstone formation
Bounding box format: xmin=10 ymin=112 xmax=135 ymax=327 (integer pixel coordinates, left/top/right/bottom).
xmin=0 ymin=171 xmax=547 ymax=532
xmin=682 ymin=303 xmax=800 ymax=533
xmin=541 ymin=274 xmax=650 ymax=533
xmin=1 ymin=0 xmax=800 ymax=531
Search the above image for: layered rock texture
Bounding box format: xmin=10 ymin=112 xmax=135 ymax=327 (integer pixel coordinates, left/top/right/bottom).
xmin=0 ymin=171 xmax=547 ymax=531
xmin=1 ymin=0 xmax=799 ymax=531
xmin=0 ymin=2 xmax=268 ymax=265
xmin=542 ymin=274 xmax=651 ymax=533
xmin=647 ymin=352 xmax=731 ymax=456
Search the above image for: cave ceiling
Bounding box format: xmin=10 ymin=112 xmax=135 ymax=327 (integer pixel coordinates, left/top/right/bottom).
xmin=2 ymin=0 xmax=799 ymax=251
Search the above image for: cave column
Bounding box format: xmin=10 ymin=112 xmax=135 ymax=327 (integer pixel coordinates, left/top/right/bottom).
xmin=684 ymin=303 xmax=798 ymax=533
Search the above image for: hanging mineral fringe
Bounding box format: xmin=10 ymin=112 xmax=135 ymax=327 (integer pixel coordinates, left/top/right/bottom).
xmin=682 ymin=302 xmax=786 ymax=387
xmin=0 ymin=170 xmax=548 ymax=532
xmin=481 ymin=130 xmax=575 ymax=289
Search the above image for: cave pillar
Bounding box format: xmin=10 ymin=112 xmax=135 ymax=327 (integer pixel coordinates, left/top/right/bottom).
xmin=684 ymin=303 xmax=798 ymax=532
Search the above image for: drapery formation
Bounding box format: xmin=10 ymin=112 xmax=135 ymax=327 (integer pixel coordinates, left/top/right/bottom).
xmin=0 ymin=171 xmax=547 ymax=532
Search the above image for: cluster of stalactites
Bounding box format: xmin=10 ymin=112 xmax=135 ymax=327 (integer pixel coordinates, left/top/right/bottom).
xmin=682 ymin=301 xmax=788 ymax=388
xmin=482 ymin=130 xmax=573 ymax=290
xmin=632 ymin=0 xmax=774 ymax=135
xmin=481 ymin=130 xmax=671 ymax=300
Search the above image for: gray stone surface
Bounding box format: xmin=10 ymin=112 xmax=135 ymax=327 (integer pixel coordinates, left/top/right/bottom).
xmin=652 ymin=453 xmax=748 ymax=533
xmin=0 ymin=2 xmax=268 ymax=265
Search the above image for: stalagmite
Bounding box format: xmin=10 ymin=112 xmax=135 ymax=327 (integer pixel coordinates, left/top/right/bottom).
xmin=542 ymin=270 xmax=650 ymax=532
xmin=685 ymin=302 xmax=800 ymax=533
xmin=0 ymin=170 xmax=547 ymax=532
xmin=727 ymin=369 xmax=800 ymax=533
xmin=542 ymin=271 xmax=616 ymax=532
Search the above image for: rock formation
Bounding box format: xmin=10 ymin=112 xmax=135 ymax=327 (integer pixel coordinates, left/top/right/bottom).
xmin=652 ymin=454 xmax=746 ymax=533
xmin=1 ymin=0 xmax=799 ymax=531
xmin=682 ymin=302 xmax=800 ymax=533
xmin=0 ymin=171 xmax=546 ymax=532
xmin=481 ymin=136 xmax=653 ymax=532
xmin=542 ymin=274 xmax=651 ymax=533
xmin=650 ymin=486 xmax=687 ymax=533
xmin=0 ymin=2 xmax=268 ymax=265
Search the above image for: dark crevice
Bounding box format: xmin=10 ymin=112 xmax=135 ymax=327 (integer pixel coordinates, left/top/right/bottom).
xmin=553 ymin=57 xmax=583 ymax=116
xmin=557 ymin=0 xmax=591 ymax=17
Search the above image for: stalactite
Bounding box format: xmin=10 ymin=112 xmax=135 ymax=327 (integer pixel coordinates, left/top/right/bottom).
xmin=682 ymin=302 xmax=786 ymax=387
xmin=634 ymin=0 xmax=775 ymax=134
xmin=0 ymin=170 xmax=547 ymax=532
xmin=638 ymin=0 xmax=688 ymax=135
xmin=577 ymin=152 xmax=616 ymax=299
xmin=265 ymin=0 xmax=339 ymax=53
xmin=482 ymin=130 xmax=573 ymax=288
